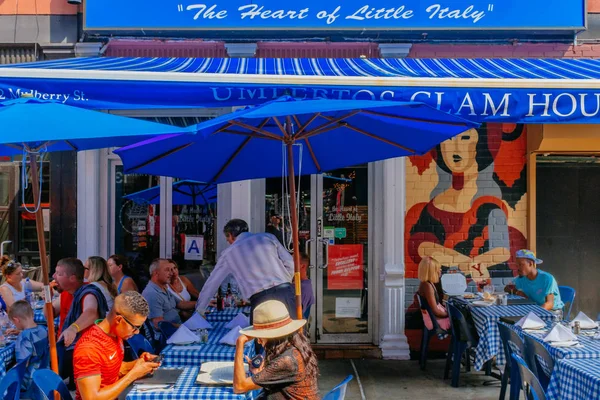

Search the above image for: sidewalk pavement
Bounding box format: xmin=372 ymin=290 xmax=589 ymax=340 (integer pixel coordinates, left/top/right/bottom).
xmin=318 ymin=359 xmax=506 ymax=400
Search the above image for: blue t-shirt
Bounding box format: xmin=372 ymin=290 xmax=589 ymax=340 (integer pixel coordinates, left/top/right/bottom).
xmin=515 ymin=269 xmax=564 ymax=310
xmin=16 ymin=325 xmax=49 ymax=396
xmin=142 ymin=281 xmax=182 ymax=325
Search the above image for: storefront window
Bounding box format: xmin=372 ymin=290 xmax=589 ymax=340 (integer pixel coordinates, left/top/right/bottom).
xmin=171 ymin=179 xmax=218 ymax=272
xmin=114 ymin=167 xmax=160 ymax=286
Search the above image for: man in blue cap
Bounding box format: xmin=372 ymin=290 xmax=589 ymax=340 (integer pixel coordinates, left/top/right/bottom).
xmin=505 ymin=249 xmax=563 ymax=311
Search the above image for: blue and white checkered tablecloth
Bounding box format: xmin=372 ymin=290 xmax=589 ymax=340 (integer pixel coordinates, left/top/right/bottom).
xmin=0 ymin=342 xmax=15 ymax=379
xmin=454 ymin=299 xmax=557 ymax=370
xmin=508 ymin=322 xmax=600 ymax=362
xmin=546 ymin=359 xmax=600 ymax=400
xmin=161 ymin=323 xmax=255 ymax=368
xmin=205 ymin=307 xmax=251 ymax=323
xmin=126 ymin=367 xmax=259 ymax=400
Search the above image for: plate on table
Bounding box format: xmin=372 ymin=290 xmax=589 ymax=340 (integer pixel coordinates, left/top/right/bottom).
xmin=196 ymin=362 xmax=248 ymax=385
xmin=471 ymin=301 xmax=494 ymax=307
xmin=548 ymin=340 xmax=579 ymax=348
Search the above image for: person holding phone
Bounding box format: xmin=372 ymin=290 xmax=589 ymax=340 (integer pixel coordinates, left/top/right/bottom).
xmin=74 ymin=291 xmax=160 ymax=400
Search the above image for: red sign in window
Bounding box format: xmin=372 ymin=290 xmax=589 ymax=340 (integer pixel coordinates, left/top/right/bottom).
xmin=327 ymin=244 xmax=364 ymax=290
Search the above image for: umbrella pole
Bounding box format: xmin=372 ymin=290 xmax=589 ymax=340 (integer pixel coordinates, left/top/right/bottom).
xmin=286 ymin=142 xmax=303 ymax=320
xmin=29 ymin=156 xmax=59 ymax=373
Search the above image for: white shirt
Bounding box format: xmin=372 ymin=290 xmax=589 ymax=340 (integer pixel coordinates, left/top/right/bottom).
xmin=195 ymin=232 xmax=294 ymax=312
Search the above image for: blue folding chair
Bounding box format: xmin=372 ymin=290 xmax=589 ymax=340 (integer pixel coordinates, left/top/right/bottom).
xmin=523 ymin=335 xmax=554 ymax=392
xmin=497 ymin=322 xmax=525 ymax=400
xmin=323 ymin=375 xmax=354 ymax=400
xmin=0 ymin=365 xmax=21 ymax=400
xmin=512 ymin=353 xmax=547 ymax=400
xmin=416 ymin=293 xmax=448 ymax=370
xmin=32 ymin=369 xmax=73 ymax=400
xmin=558 ymin=286 xmax=575 ymax=321
xmin=127 ymin=333 xmax=155 ymax=359
xmin=444 ymin=302 xmax=479 ymax=387
xmin=158 ymin=320 xmax=178 ymax=339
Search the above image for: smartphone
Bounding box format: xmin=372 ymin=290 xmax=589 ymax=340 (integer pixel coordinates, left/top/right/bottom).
xmin=250 ymin=354 xmax=264 ymax=369
xmin=154 ymin=354 xmax=164 ymax=365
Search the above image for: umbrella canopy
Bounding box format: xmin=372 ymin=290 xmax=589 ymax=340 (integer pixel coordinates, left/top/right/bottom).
xmin=0 ymin=97 xmax=194 ymax=374
xmin=124 ymin=180 xmax=217 ymax=206
xmin=115 ymin=96 xmax=479 ymax=319
xmin=0 ymin=97 xmax=194 ymax=155
xmin=115 ymin=96 xmax=479 ymax=182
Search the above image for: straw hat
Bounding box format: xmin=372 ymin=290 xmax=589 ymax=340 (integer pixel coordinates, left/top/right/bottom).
xmin=240 ymin=300 xmax=306 ymax=339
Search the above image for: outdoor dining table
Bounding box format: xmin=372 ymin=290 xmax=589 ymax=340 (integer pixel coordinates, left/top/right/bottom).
xmin=160 ymin=323 xmax=255 ymax=368
xmin=205 ymin=306 xmax=251 ymax=323
xmin=125 ymin=367 xmax=259 ymax=400
xmin=504 ymin=321 xmax=600 ymax=362
xmin=0 ymin=342 xmax=15 ymax=379
xmin=449 ymin=295 xmax=558 ymax=370
xmin=546 ymin=358 xmax=600 ymax=400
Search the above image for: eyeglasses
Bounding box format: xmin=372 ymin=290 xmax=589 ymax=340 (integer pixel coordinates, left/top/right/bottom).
xmin=117 ymin=313 xmax=143 ymax=331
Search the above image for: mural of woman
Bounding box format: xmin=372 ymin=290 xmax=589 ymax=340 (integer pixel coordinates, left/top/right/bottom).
xmin=405 ymin=123 xmax=527 ymax=280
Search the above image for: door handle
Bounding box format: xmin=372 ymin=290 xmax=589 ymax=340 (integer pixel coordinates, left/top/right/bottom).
xmin=305 ymin=239 xmax=315 ymax=269
xmin=318 ymin=238 xmax=329 ymax=269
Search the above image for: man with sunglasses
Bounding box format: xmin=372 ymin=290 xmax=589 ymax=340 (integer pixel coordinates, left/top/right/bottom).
xmin=74 ymin=291 xmax=160 ymax=400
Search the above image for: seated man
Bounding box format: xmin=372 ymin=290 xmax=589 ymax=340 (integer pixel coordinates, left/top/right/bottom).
xmin=9 ymin=300 xmax=49 ymax=398
xmin=142 ymin=258 xmax=196 ymax=329
xmin=74 ymin=292 xmax=160 ymax=400
xmin=50 ymin=258 xmax=109 ymax=390
xmin=506 ymin=249 xmax=564 ymax=311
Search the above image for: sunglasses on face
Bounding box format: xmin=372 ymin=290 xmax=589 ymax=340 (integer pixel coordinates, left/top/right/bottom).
xmin=117 ymin=313 xmax=143 ymax=331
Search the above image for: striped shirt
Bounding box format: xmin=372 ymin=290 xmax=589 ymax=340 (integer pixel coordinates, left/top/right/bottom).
xmin=196 ymin=232 xmax=294 ymax=312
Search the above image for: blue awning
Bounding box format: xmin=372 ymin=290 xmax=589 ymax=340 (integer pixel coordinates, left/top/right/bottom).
xmin=1 ymin=57 xmax=600 ymax=123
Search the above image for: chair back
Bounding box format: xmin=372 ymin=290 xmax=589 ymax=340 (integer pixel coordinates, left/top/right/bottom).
xmin=127 ymin=333 xmax=155 ymax=359
xmin=558 ymin=286 xmax=576 ymax=321
xmin=158 ymin=320 xmax=178 ymax=339
xmin=323 ymin=375 xmax=354 ymax=400
xmin=416 ymin=293 xmax=442 ymax=332
xmin=523 ymin=335 xmax=554 ymax=391
xmin=512 ymin=353 xmax=547 ymax=400
xmin=447 ymin=302 xmax=478 ymax=347
xmin=498 ymin=322 xmax=526 ymax=365
xmin=32 ymin=369 xmax=73 ymax=400
xmin=0 ymin=365 xmax=21 ymax=400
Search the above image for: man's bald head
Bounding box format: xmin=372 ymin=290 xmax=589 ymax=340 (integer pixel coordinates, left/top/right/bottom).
xmin=113 ymin=291 xmax=149 ymax=319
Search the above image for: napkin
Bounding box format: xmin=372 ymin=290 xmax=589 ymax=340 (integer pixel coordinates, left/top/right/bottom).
xmin=225 ymin=313 xmax=250 ymax=329
xmin=543 ymin=323 xmax=577 ymax=343
xmin=184 ymin=312 xmax=213 ymax=330
xmin=167 ymin=324 xmax=200 ymax=345
xmin=570 ymin=311 xmax=599 ymax=330
xmin=515 ymin=312 xmax=546 ymax=330
xmin=219 ymin=325 xmax=242 ymax=346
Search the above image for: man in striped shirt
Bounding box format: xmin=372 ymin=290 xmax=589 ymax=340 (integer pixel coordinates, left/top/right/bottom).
xmin=196 ymin=219 xmax=297 ymax=321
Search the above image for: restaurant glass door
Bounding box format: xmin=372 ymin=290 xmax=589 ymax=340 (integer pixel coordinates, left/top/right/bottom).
xmin=312 ymin=165 xmax=372 ymax=343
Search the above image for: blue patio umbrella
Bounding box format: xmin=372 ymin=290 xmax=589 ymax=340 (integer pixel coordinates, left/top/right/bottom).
xmin=115 ymin=96 xmax=479 ymax=318
xmin=0 ymin=97 xmax=194 ymax=155
xmin=124 ymin=180 xmax=217 ymax=206
xmin=0 ymin=97 xmax=193 ymax=373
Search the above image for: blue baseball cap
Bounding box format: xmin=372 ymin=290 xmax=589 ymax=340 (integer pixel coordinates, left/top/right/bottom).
xmin=515 ymin=249 xmax=543 ymax=264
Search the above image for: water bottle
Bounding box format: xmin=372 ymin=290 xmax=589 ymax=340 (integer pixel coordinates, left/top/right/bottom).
xmin=24 ymin=278 xmax=33 ymax=304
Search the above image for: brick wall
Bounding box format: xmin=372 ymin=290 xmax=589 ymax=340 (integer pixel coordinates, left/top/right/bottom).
xmin=405 ymin=124 xmax=528 ymax=281
xmin=407 ymin=43 xmax=600 ymax=59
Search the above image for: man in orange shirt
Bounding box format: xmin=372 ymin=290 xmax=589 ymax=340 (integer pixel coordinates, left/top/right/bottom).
xmin=74 ymin=291 xmax=160 ymax=400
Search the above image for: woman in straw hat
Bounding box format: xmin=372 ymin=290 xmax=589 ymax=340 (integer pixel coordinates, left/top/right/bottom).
xmin=233 ymin=300 xmax=320 ymax=399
